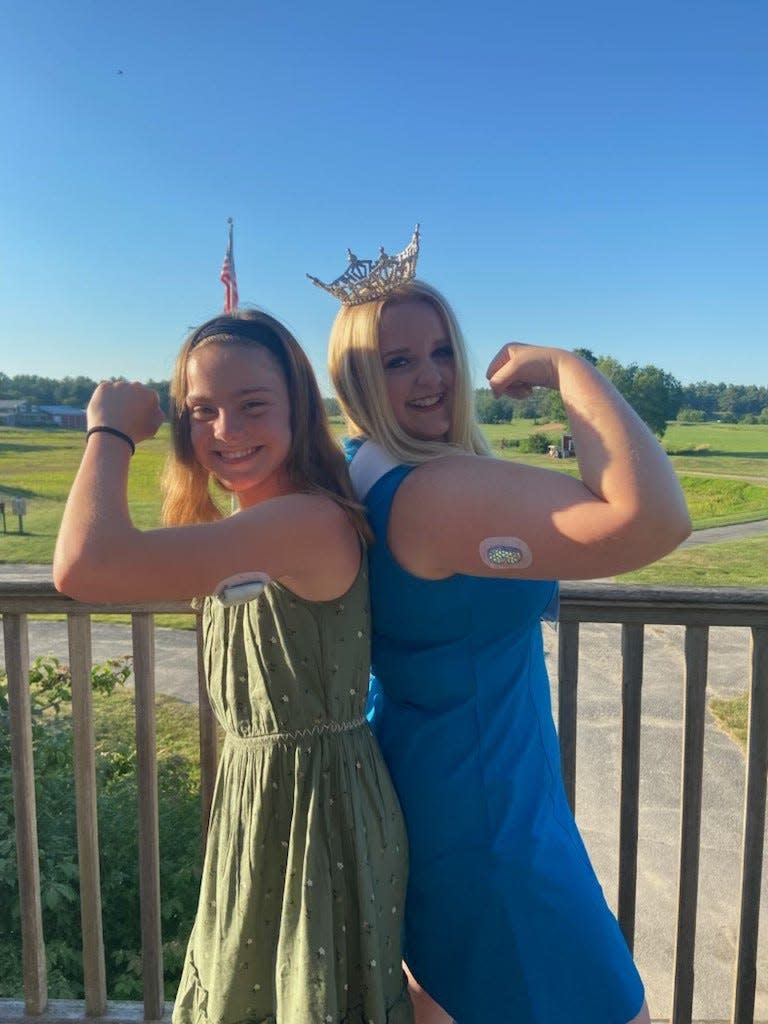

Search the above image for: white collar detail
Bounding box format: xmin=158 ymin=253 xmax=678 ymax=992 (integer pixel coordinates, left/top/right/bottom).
xmin=348 ymin=440 xmax=400 ymax=501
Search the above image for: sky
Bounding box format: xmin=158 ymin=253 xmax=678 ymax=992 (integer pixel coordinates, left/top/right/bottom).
xmin=1 ymin=0 xmax=766 ymax=396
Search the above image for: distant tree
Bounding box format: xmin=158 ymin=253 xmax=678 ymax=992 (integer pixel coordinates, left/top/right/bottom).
xmin=681 ymin=381 xmax=720 ymax=418
xmin=541 ymin=390 xmax=567 ymax=425
xmin=475 ymin=389 xmax=515 ymax=424
xmin=323 ymin=396 xmax=341 ymax=418
xmin=596 ymin=358 xmax=681 ymax=437
xmin=573 ymin=348 xmax=598 ymax=365
xmin=146 ymin=379 xmax=171 ymax=417
xmin=511 ymin=397 xmax=540 ymax=420
xmin=56 ymin=376 xmax=98 ymax=408
xmin=8 ymin=374 xmax=57 ymax=405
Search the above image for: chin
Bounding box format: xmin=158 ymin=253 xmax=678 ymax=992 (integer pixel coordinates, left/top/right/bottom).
xmin=411 ymin=427 xmax=450 ymax=443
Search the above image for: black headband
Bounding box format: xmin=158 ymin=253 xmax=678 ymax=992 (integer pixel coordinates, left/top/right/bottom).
xmin=190 ymin=318 xmax=290 ymax=377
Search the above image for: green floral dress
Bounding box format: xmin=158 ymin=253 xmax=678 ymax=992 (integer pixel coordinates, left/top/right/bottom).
xmin=172 ymin=558 xmax=412 ymax=1024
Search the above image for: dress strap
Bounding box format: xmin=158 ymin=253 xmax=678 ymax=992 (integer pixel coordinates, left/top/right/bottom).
xmin=347 ymin=439 xmax=400 ymax=501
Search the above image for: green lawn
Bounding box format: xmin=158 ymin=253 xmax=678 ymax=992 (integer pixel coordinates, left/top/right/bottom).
xmin=663 ymin=421 xmax=768 ymax=480
xmin=678 ymin=475 xmax=768 ymax=529
xmin=0 ymin=425 xmax=172 ymax=562
xmin=617 ymin=535 xmax=768 ymax=587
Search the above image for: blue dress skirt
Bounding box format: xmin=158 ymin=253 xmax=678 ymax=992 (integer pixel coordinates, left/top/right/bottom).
xmin=350 ymin=442 xmax=645 ymax=1024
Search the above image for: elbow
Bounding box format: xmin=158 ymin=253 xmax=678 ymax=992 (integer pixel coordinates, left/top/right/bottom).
xmin=52 ymin=560 xmax=90 ymax=602
xmin=53 ymin=546 xmax=107 ymax=603
xmin=675 ymin=507 xmax=693 ymax=546
xmin=635 ymin=501 xmax=692 ymax=563
xmin=659 ymin=499 xmax=693 ymax=554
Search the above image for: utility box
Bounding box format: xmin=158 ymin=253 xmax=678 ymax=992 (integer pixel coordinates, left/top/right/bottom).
xmin=10 ymin=497 xmax=27 ymax=533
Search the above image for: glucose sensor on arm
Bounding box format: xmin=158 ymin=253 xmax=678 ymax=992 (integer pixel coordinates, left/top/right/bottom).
xmin=214 ymin=572 xmax=271 ymax=607
xmin=479 ymin=537 xmax=533 ymax=570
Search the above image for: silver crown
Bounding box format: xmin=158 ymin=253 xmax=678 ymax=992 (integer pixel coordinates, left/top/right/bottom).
xmin=307 ymin=225 xmax=420 ymax=306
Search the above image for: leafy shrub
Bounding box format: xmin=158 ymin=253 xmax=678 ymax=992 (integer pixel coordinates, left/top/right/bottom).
xmin=665 ymin=444 xmax=712 ymax=456
xmin=0 ymin=656 xmax=201 ymax=1000
xmin=519 ymin=431 xmax=554 ymax=454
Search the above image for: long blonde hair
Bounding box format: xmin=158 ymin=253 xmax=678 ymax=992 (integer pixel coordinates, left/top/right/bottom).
xmin=162 ymin=309 xmax=369 ymax=538
xmin=328 ymin=280 xmax=490 ymax=464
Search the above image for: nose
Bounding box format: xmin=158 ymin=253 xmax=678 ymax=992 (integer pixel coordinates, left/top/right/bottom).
xmin=213 ymin=408 xmax=245 ymax=441
xmin=415 ymin=357 xmax=445 ymax=389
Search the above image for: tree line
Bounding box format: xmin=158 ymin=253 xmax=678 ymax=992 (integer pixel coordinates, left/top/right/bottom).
xmin=0 ymin=374 xmax=171 ymax=416
xmin=2 ymin=360 xmax=766 ymax=438
xmin=474 ymin=350 xmax=767 ymax=436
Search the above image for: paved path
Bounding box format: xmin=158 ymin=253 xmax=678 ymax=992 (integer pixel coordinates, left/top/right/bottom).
xmin=678 ymin=517 xmax=768 ymax=547
xmin=1 ymin=546 xmax=767 ymax=1018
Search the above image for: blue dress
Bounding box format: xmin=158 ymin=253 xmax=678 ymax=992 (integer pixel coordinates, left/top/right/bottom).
xmin=347 ymin=439 xmax=644 ymax=1024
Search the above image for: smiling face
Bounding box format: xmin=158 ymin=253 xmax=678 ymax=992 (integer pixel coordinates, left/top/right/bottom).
xmin=185 ymin=342 xmax=294 ymax=507
xmin=378 ymin=299 xmax=455 ymax=442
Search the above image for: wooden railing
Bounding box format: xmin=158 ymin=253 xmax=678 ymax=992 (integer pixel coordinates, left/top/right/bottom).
xmin=1 ymin=580 xmax=766 ymax=1023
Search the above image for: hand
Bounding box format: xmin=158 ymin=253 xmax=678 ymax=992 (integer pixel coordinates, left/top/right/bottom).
xmin=87 ymin=381 xmax=165 ymax=446
xmin=486 ymin=343 xmax=561 ymax=399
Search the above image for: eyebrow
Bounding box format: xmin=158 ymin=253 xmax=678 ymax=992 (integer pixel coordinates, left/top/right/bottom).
xmin=380 ymin=339 xmax=451 ymax=356
xmin=186 ymin=385 xmax=275 ymax=403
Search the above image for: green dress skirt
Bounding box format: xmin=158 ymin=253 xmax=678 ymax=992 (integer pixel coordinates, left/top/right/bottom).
xmin=172 ymin=558 xmax=412 ymax=1024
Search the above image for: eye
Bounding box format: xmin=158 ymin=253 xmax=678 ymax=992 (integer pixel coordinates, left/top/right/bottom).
xmin=189 ymin=404 xmax=215 ymax=420
xmin=243 ymin=399 xmax=267 ymax=413
xmin=433 ymin=345 xmax=454 ymax=361
xmin=383 ymin=355 xmax=409 ymax=371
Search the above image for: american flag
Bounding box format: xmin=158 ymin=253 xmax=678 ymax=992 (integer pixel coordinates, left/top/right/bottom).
xmin=220 ymin=218 xmax=239 ymax=313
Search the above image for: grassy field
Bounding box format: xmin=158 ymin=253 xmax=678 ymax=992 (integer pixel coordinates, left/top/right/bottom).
xmin=662 ymin=421 xmax=768 ymax=481
xmin=0 ymin=426 xmax=174 ymax=563
xmin=2 ymin=421 xmax=767 ymax=584
xmin=617 ymin=534 xmax=768 ymax=587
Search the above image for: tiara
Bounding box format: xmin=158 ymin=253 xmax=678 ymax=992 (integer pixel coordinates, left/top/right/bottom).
xmin=307 ymin=225 xmax=420 ymax=306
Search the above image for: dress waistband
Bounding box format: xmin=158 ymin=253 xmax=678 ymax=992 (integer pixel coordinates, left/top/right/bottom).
xmin=224 ymin=714 xmax=368 ymax=746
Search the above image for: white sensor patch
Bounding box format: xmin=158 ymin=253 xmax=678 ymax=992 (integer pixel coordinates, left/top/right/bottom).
xmin=479 ymin=537 xmax=533 ymax=570
xmin=215 ymin=572 xmax=271 ymax=607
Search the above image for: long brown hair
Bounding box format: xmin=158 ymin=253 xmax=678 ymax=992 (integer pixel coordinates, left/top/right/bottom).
xmin=162 ymin=309 xmax=369 ymax=538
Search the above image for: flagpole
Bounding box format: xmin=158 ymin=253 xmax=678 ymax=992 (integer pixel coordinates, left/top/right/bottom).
xmin=220 ymin=217 xmax=239 ymax=313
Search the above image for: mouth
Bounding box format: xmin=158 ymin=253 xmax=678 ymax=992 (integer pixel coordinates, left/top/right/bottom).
xmin=216 ymin=446 xmax=261 ymax=462
xmin=407 ymin=393 xmax=446 ymax=410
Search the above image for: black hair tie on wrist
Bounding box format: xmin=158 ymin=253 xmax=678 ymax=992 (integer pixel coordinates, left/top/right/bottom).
xmin=85 ymin=425 xmax=136 ymax=456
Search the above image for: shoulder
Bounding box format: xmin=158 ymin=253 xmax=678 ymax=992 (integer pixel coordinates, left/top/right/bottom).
xmin=242 ymin=491 xmax=351 ymax=532
xmin=248 ymin=493 xmax=361 ymax=599
xmin=395 ymin=452 xmax=503 ymax=505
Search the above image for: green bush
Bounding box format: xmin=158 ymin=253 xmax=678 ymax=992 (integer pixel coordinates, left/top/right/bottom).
xmin=0 ymin=656 xmax=202 ymax=1000
xmin=676 ymin=407 xmax=707 ymax=423
xmin=519 ymin=431 xmax=555 ymax=454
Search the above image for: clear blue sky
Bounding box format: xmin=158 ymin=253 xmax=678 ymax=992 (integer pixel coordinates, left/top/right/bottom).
xmin=1 ymin=0 xmax=765 ymax=395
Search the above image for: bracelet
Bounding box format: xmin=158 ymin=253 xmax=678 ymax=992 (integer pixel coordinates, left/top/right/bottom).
xmin=85 ymin=425 xmax=136 ymax=456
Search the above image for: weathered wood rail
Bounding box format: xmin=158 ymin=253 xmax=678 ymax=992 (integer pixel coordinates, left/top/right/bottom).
xmin=1 ymin=580 xmax=766 ymax=1023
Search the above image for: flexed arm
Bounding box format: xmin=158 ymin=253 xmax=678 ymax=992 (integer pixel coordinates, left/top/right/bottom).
xmin=54 ymin=382 xmax=358 ymax=603
xmin=388 ymin=345 xmax=691 ymax=581
xmin=488 ymin=344 xmax=686 ymax=520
